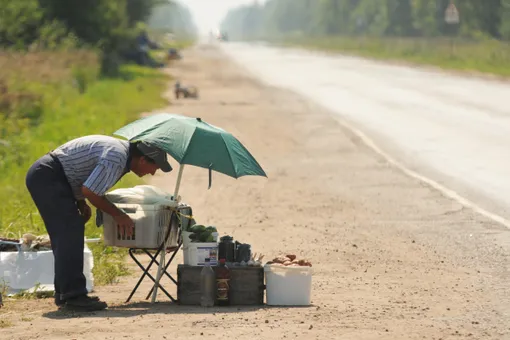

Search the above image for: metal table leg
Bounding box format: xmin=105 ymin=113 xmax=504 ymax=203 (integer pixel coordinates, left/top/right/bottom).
xmin=145 ymin=241 xmax=182 ymax=300
xmin=124 ymin=210 xmax=182 ymax=303
xmin=126 ymin=248 xmax=176 ymax=303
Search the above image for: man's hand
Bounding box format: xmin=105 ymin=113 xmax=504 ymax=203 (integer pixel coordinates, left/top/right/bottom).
xmin=81 ymin=186 xmax=135 ymax=237
xmin=114 ymin=214 xmax=135 ymax=238
xmin=77 ymin=200 xmax=92 ymax=222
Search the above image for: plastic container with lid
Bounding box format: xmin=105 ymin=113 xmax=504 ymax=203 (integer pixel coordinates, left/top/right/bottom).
xmin=264 ymin=264 xmax=313 ymax=306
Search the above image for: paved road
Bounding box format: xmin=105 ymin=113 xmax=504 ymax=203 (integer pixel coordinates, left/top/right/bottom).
xmin=221 ymin=42 xmax=510 ymax=221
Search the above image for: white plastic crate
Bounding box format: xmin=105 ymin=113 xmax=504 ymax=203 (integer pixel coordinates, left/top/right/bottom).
xmin=103 ymin=203 xmax=191 ymax=249
xmin=264 ymin=264 xmax=313 ymax=306
xmin=0 ymin=246 xmax=94 ymax=295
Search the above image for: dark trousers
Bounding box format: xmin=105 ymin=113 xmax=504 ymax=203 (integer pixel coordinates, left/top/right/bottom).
xmin=25 ymin=154 xmax=88 ymax=300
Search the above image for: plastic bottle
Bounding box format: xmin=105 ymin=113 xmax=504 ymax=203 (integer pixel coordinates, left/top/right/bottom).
xmin=215 ymin=258 xmax=231 ymax=306
xmin=200 ymin=258 xmax=216 ymax=307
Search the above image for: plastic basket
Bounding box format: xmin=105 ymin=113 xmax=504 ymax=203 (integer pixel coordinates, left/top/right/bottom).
xmin=103 ymin=203 xmax=191 ymax=249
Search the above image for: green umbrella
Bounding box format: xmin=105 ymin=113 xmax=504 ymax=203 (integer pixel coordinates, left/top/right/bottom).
xmin=114 ymin=113 xmax=267 ymax=198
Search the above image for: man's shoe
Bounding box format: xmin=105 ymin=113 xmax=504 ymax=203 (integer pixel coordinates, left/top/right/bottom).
xmin=55 ymin=294 xmax=100 ymax=307
xmin=62 ymin=295 xmax=107 ymax=312
xmin=55 ymin=294 xmax=65 ymax=307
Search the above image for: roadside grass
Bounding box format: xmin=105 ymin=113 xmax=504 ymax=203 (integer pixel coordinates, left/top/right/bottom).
xmin=273 ymin=36 xmax=510 ymax=78
xmin=0 ymin=49 xmax=171 ymax=295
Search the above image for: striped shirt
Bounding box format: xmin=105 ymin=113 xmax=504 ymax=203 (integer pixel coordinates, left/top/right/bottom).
xmin=51 ymin=135 xmax=130 ymax=200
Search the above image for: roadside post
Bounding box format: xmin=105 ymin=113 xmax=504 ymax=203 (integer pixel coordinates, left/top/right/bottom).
xmin=444 ymin=1 xmax=460 ymax=56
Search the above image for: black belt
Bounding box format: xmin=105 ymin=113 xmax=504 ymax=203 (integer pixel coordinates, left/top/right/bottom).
xmin=48 ymin=152 xmax=62 ymax=167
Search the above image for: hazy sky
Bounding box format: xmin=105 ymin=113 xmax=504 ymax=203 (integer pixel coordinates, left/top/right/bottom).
xmin=179 ymin=0 xmax=260 ymax=34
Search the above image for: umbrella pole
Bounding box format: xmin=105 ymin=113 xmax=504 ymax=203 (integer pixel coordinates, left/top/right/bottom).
xmin=173 ymin=164 xmax=185 ymax=200
xmin=150 ymin=164 xmax=185 ymax=303
xmin=151 ymin=250 xmax=166 ymax=303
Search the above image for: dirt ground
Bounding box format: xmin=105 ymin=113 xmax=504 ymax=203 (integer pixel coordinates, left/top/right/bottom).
xmin=2 ymin=44 xmax=510 ymax=340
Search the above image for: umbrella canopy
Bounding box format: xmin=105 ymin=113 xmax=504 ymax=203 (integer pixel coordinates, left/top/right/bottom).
xmin=114 ymin=113 xmax=267 ymax=179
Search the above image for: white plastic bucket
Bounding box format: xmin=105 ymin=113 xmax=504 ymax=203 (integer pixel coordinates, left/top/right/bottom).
xmin=182 ymin=231 xmax=193 ymax=248
xmin=182 ymin=242 xmax=218 ymax=266
xmin=264 ymin=264 xmax=313 ymax=306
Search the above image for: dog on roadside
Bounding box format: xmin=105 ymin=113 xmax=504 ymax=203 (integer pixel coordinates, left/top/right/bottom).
xmin=174 ymin=81 xmax=199 ymax=99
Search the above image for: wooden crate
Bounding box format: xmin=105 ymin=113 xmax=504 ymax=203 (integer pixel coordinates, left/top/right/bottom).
xmin=177 ymin=264 xmax=265 ymax=305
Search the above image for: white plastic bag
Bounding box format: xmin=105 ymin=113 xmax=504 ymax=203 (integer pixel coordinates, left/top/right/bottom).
xmin=105 ymin=185 xmax=178 ymax=207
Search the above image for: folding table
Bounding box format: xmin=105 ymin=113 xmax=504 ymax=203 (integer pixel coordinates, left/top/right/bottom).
xmin=124 ymin=205 xmax=192 ymax=303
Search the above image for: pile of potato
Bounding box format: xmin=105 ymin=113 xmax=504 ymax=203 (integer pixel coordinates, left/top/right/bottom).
xmin=266 ymin=254 xmax=312 ymax=267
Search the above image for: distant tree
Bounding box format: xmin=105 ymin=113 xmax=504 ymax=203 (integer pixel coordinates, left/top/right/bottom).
xmin=220 ymin=0 xmax=509 ymax=40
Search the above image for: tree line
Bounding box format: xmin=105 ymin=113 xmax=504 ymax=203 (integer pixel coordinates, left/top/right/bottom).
xmin=221 ymin=0 xmax=510 ymax=40
xmin=0 ymin=0 xmax=196 ymax=50
xmin=149 ymin=1 xmax=196 ymax=38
